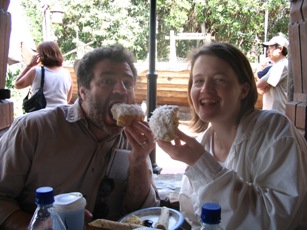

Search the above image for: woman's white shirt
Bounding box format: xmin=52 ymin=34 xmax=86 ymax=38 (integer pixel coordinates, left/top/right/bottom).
xmin=179 ymin=109 xmax=307 ymax=230
xmin=31 ymin=66 xmax=72 ymax=108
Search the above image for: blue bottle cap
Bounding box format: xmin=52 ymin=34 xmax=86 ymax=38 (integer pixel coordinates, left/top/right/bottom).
xmin=35 ymin=187 xmax=54 ymax=205
xmin=201 ymin=202 xmax=221 ymax=224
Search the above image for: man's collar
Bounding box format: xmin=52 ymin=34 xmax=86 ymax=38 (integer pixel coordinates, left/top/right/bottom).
xmin=66 ymin=98 xmax=85 ymax=123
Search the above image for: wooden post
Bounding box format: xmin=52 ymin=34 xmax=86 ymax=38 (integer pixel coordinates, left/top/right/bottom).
xmin=286 ymin=0 xmax=307 ymax=139
xmin=0 ymin=0 xmax=13 ymax=136
xmin=169 ymin=30 xmax=176 ymax=63
xmin=0 ymin=0 xmax=10 ymax=86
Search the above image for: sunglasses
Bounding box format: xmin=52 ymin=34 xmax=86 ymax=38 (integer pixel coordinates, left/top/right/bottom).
xmin=92 ymin=178 xmax=114 ymax=219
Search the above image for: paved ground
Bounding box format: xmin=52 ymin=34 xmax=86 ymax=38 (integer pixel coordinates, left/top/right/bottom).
xmin=153 ymin=122 xmax=196 ymax=218
xmin=141 ymin=122 xmax=194 ymax=229
xmin=155 ymin=122 xmax=195 ymax=174
xmin=153 ymin=141 xmax=186 ymax=206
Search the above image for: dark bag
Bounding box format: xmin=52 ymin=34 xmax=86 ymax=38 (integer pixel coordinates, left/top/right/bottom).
xmin=23 ymin=66 xmax=47 ymax=113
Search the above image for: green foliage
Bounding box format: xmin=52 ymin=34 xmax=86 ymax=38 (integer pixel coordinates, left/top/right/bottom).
xmin=156 ymin=0 xmax=192 ymax=60
xmin=20 ymin=0 xmax=289 ymax=62
xmin=192 ymin=0 xmax=289 ymax=56
xmin=20 ymin=0 xmax=43 ymax=45
xmin=5 ymin=66 xmax=25 ymax=117
xmin=5 ymin=68 xmax=20 ymax=89
xmin=55 ymin=0 xmax=151 ymax=61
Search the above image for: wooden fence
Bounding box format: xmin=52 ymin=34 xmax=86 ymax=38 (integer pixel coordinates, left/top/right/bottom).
xmin=66 ymin=64 xmax=263 ymax=109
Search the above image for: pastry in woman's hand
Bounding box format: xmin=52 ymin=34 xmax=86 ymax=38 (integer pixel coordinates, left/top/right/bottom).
xmin=149 ymin=105 xmax=179 ymax=141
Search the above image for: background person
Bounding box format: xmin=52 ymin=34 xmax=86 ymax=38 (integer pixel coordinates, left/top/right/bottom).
xmin=256 ymin=35 xmax=289 ymax=113
xmin=254 ymin=58 xmax=272 ymax=79
xmin=15 ymin=41 xmax=73 ymax=108
xmin=0 ymin=44 xmax=160 ymax=229
xmin=157 ymin=42 xmax=307 ymax=229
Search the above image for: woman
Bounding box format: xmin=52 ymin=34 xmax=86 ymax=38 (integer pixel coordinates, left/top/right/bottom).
xmin=157 ymin=43 xmax=307 ymax=229
xmin=15 ymin=41 xmax=72 ymax=108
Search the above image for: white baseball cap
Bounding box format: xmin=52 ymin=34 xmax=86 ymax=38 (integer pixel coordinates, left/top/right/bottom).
xmin=263 ymin=36 xmax=289 ymax=49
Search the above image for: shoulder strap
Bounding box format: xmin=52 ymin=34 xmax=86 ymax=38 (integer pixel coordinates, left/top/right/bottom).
xmin=40 ymin=66 xmax=45 ymax=88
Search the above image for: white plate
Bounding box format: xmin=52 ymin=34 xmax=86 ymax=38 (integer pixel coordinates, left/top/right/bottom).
xmin=119 ymin=207 xmax=184 ymax=230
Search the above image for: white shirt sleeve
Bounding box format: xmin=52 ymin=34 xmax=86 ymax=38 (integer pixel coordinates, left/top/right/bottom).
xmin=179 ymin=111 xmax=307 ymax=230
xmin=266 ymin=59 xmax=288 ymax=87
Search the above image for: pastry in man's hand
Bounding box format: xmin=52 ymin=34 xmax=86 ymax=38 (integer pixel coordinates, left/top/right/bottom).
xmin=111 ymin=103 xmax=145 ymax=127
xmin=149 ymin=105 xmax=179 ymax=141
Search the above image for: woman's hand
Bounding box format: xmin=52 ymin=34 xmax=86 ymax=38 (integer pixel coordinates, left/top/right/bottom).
xmin=157 ymin=128 xmax=204 ymax=165
xmin=28 ymin=54 xmax=40 ymax=68
xmin=14 ymin=54 xmax=40 ymax=89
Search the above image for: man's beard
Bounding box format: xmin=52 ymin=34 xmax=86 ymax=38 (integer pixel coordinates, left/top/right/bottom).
xmin=86 ymin=97 xmax=121 ymax=135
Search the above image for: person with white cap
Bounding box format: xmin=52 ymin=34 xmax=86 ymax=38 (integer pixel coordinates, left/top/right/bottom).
xmin=256 ymin=35 xmax=289 ymax=113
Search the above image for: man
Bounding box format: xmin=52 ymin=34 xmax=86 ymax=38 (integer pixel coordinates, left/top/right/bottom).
xmin=256 ymin=35 xmax=289 ymax=113
xmin=256 ymin=58 xmax=272 ymax=79
xmin=0 ymin=44 xmax=160 ymax=229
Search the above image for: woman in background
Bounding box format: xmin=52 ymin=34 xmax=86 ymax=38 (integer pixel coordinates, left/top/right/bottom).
xmin=157 ymin=42 xmax=307 ymax=229
xmin=15 ymin=41 xmax=72 ymax=107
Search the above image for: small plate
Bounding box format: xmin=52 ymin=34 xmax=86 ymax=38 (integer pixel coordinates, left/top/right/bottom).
xmin=119 ymin=207 xmax=184 ymax=230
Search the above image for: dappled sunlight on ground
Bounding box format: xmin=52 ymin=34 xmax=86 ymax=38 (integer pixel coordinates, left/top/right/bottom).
xmin=156 ymin=123 xmax=196 ymax=174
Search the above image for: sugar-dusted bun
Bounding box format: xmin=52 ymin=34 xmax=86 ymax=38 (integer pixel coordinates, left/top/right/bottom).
xmin=149 ymin=105 xmax=179 ymax=141
xmin=111 ymin=103 xmax=145 ymax=126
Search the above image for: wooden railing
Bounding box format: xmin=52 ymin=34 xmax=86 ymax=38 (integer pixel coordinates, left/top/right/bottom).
xmin=66 ymin=63 xmax=263 ymax=109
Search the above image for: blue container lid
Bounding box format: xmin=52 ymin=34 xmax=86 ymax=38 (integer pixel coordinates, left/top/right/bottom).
xmin=35 ymin=187 xmax=54 ymax=205
xmin=201 ymin=202 xmax=221 ymax=224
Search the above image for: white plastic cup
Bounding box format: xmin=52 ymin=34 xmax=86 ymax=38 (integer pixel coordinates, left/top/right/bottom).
xmin=54 ymin=192 xmax=86 ymax=230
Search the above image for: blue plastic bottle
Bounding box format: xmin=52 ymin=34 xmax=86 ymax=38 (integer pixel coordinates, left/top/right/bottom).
xmin=200 ymin=202 xmax=222 ymax=230
xmin=28 ymin=187 xmax=66 ymax=230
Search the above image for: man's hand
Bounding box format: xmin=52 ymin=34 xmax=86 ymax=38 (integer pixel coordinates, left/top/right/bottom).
xmin=0 ymin=210 xmax=32 ymax=230
xmin=256 ymin=78 xmax=270 ymax=94
xmin=124 ymin=121 xmax=156 ymax=162
xmin=123 ymin=121 xmax=158 ymax=212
